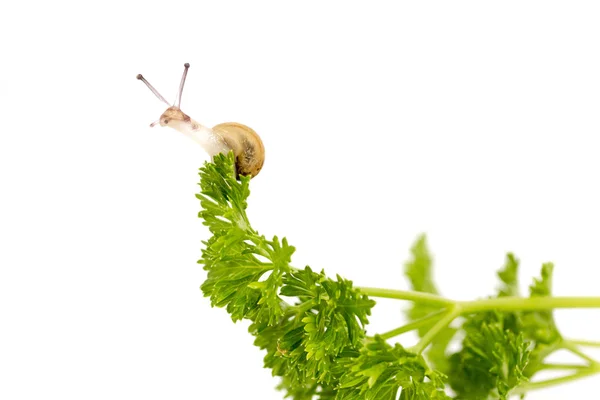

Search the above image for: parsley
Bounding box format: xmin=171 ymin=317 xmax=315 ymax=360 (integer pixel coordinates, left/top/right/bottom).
xmin=196 ymin=153 xmax=600 ymax=399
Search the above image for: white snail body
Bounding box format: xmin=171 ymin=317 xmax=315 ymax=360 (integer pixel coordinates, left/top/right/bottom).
xmin=163 ymin=112 xmax=230 ymax=156
xmin=137 ymin=63 xmax=265 ymax=178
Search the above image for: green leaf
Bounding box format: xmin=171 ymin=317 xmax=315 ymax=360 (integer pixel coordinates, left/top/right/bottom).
xmin=276 ymin=376 xmax=337 ymax=400
xmin=198 ymin=155 xmax=377 ymax=395
xmin=448 ymin=312 xmax=530 ymax=400
xmin=336 ymin=337 xmax=450 ymax=400
xmin=250 ymin=268 xmax=375 ymax=392
xmin=446 ymin=254 xmax=528 ymax=399
xmin=196 ymin=152 xmax=250 ymax=234
xmin=496 ymin=253 xmax=520 ymax=297
xmin=198 ymin=153 xmax=292 ymax=324
xmin=449 ymin=257 xmax=563 ymax=398
xmin=405 ymin=234 xmax=439 ymax=297
xmin=279 ymin=267 xmax=376 ymax=385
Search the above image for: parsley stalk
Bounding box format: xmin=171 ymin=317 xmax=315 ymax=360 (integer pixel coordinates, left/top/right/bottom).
xmin=566 ymin=338 xmax=600 ymax=348
xmin=512 ymin=363 xmax=600 ymax=395
xmin=358 ymin=287 xmax=600 ymax=314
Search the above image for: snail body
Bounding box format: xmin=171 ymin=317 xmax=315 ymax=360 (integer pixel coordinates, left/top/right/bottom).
xmin=137 ymin=64 xmax=264 ymax=178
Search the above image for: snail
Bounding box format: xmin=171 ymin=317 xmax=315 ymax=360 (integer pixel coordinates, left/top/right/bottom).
xmin=137 ymin=63 xmax=265 ymax=178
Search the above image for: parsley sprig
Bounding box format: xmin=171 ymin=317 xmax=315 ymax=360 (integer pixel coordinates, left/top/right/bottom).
xmin=197 ymin=153 xmax=600 ymax=399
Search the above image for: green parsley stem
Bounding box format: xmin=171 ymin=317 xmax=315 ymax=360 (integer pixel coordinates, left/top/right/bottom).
xmin=376 ymin=309 xmax=448 ymax=341
xmin=561 ymin=340 xmax=599 ymax=366
xmin=412 ymin=306 xmax=460 ymax=354
xmin=359 ymin=287 xmax=600 ymax=313
xmin=565 ymin=338 xmax=600 ymax=348
xmin=537 ymin=363 xmax=588 ymax=371
xmin=459 ymin=296 xmax=600 ymax=313
xmin=359 ymin=288 xmax=600 ymax=357
xmin=356 ymin=287 xmax=455 ymax=307
xmin=513 ymin=364 xmax=600 ymax=394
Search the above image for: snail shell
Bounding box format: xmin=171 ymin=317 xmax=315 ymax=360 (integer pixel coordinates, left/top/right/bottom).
xmin=213 ymin=122 xmax=265 ymax=178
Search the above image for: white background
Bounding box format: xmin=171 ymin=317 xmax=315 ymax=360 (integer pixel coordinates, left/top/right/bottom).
xmin=1 ymin=1 xmax=600 ymax=399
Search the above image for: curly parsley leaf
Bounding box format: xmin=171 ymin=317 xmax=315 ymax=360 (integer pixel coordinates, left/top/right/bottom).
xmin=265 ymin=267 xmax=376 ymax=385
xmin=199 ymin=154 xmax=377 ymax=397
xmin=448 ymin=311 xmax=530 ymax=399
xmin=336 ymin=337 xmax=450 ymax=400
xmin=449 ymin=256 xmax=565 ymax=398
xmin=197 ymin=153 xmax=297 ymax=324
xmin=496 ymin=253 xmax=520 ymax=297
